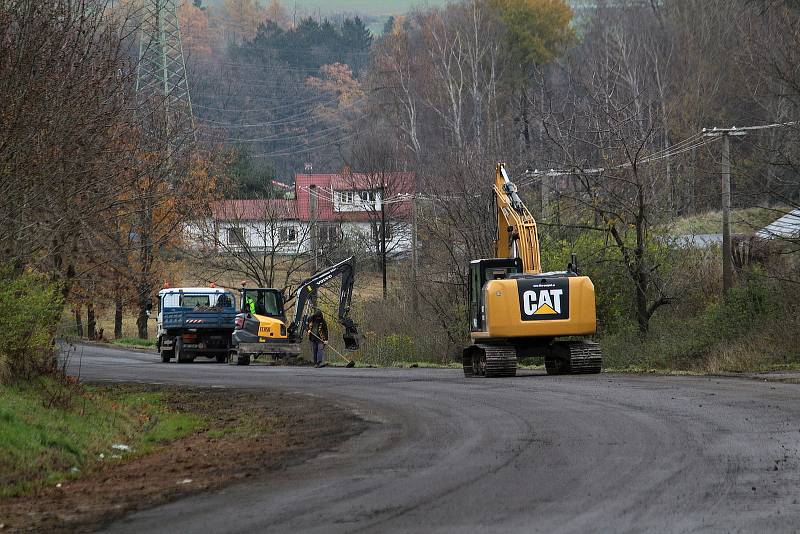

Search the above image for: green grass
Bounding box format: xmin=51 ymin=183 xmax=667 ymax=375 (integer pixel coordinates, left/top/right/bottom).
xmin=0 ymin=381 xmax=203 ymax=498
xmin=669 ymin=206 xmax=788 ymax=235
xmin=113 ymin=337 xmax=157 ymax=349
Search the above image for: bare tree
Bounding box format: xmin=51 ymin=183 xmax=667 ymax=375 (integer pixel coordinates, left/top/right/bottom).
xmin=191 ymin=196 xmax=315 ymax=301
xmin=534 ymin=5 xmax=683 ymax=333
xmin=345 ymin=134 xmax=414 ymax=298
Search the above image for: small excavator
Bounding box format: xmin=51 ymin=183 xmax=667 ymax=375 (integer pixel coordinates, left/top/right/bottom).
xmin=230 ymin=257 xmax=359 ymax=366
xmin=463 ymin=163 xmax=602 ymax=377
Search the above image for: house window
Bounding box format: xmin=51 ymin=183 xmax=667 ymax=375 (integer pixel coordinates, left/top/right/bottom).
xmin=227 ymin=227 xmax=246 ymax=246
xmin=279 ymin=226 xmax=297 ymax=243
xmin=360 ymin=190 xmax=377 ymax=204
xmin=318 ymin=224 xmax=340 ymax=244
xmin=336 ymin=190 xmax=355 ymax=204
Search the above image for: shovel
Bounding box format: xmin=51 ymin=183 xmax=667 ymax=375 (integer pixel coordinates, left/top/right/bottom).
xmin=310 ymin=331 xmax=356 ymax=368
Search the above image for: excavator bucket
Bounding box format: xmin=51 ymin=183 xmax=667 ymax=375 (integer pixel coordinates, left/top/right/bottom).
xmin=342 ymin=319 xmax=360 ymax=351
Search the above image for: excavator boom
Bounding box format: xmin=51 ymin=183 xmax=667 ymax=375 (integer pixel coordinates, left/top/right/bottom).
xmin=494 ymin=164 xmax=542 ymax=274
xmin=288 ymin=256 xmax=359 ymax=350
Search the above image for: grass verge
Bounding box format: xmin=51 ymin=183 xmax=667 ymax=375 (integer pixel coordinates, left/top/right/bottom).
xmin=0 ymin=384 xmax=364 ymax=532
xmin=112 ymin=337 xmax=157 ymax=349
xmin=0 ymin=379 xmax=202 ymax=498
xmin=668 ymin=206 xmax=788 ymax=235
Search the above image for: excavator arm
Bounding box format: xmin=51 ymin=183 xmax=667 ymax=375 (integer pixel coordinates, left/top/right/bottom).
xmin=287 ymin=256 xmax=359 ymax=350
xmin=494 ymin=163 xmax=542 ymax=274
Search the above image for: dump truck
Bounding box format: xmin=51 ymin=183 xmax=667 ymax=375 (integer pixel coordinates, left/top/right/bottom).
xmin=156 ymin=286 xmax=238 ymax=363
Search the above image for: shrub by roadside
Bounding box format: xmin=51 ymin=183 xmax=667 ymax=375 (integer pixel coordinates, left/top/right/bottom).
xmin=0 ymin=266 xmax=63 ymax=382
xmin=602 ymin=275 xmax=800 ymax=372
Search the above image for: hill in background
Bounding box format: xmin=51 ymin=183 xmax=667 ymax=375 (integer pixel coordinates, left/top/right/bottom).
xmin=203 ymin=0 xmax=448 ymax=16
xmin=202 ymin=0 xmax=449 ymax=34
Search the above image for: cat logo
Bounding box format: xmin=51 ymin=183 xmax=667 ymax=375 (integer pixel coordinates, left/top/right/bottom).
xmin=517 ymin=279 xmax=570 ymax=321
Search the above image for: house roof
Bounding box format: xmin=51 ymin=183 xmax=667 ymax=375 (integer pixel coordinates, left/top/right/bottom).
xmin=295 ymin=172 xmax=414 ymax=222
xmin=756 ymin=208 xmax=800 ymax=239
xmin=212 ymin=199 xmax=297 ymax=221
xmin=330 ymin=171 xmax=415 ymax=191
xmin=212 ymin=171 xmax=415 ymax=223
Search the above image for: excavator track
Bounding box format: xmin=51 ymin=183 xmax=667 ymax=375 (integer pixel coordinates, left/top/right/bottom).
xmin=463 ymin=344 xmax=517 ymax=378
xmin=545 ymin=340 xmax=602 ymax=375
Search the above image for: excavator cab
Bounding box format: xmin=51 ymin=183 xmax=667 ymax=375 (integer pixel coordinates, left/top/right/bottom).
xmin=468 ymin=258 xmax=522 ymax=332
xmin=239 ymin=288 xmax=284 ymax=318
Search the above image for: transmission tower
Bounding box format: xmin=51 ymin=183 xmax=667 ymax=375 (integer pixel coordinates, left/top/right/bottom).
xmin=136 ymin=0 xmax=195 ymax=146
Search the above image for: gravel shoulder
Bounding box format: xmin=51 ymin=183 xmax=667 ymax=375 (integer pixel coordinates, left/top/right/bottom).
xmin=59 ymin=343 xmax=800 ymax=533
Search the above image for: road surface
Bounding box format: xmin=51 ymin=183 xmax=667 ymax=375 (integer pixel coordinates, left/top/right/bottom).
xmin=68 ymin=343 xmax=800 ymax=533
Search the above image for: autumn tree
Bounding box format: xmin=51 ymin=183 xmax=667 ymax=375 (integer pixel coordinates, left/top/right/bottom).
xmin=489 ymin=0 xmax=574 ymax=150
xmin=179 ymin=1 xmax=214 ymax=57
xmin=220 ymin=0 xmax=264 ymax=45
xmin=532 ymin=3 xmax=686 ymax=333
xmin=189 ymin=195 xmax=315 ymax=304
xmin=306 ymin=62 xmax=366 ymax=129
xmin=343 ymin=134 xmax=414 ymax=298
xmin=265 ymin=0 xmax=290 ymax=29
xmin=0 ymin=0 xmax=136 ymax=289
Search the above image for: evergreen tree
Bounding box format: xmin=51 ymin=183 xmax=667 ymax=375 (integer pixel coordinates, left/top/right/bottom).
xmin=383 ymin=16 xmax=395 ymax=35
xmin=227 ymin=148 xmax=277 ymax=199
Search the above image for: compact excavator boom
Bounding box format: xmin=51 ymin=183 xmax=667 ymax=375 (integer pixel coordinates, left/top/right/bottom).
xmin=462 ymin=164 xmax=602 ymax=377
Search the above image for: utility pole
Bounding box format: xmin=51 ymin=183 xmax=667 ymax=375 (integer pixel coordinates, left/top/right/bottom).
xmin=309 ymin=184 xmax=319 ymax=272
xmin=540 ymin=174 xmax=550 ymax=223
xmin=411 ymin=194 xmax=418 ymax=313
xmin=380 ymin=185 xmax=387 ymax=299
xmin=721 ymin=134 xmax=733 ymax=293
xmin=703 ymin=127 xmax=746 ymax=294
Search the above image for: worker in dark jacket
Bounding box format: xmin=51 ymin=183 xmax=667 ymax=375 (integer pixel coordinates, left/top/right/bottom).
xmin=307 ymin=309 xmax=328 ymax=367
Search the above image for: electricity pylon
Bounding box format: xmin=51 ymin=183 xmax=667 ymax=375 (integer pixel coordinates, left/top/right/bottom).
xmin=135 ymin=0 xmax=195 ymax=148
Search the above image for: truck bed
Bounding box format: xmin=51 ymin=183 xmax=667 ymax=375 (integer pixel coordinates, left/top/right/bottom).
xmin=162 ymin=308 xmax=238 ymax=330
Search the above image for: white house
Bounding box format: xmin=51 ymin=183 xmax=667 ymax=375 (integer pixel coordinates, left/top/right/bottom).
xmin=200 ymin=171 xmax=415 ymax=257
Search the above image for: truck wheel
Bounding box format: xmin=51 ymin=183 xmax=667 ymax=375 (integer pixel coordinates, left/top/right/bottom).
xmin=160 ymin=350 xmax=173 ymax=363
xmin=215 ymin=354 xmax=227 ymax=363
xmin=176 ymin=338 xmax=192 ymax=364
xmin=237 ymin=354 xmax=251 ymax=366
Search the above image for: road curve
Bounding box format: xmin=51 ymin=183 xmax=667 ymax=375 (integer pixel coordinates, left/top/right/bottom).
xmin=67 ymin=343 xmax=800 ymax=533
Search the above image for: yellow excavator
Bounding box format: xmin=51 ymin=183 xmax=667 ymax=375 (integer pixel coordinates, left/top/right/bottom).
xmin=230 ymin=257 xmax=359 ymax=366
xmin=463 ymin=163 xmax=602 ymax=377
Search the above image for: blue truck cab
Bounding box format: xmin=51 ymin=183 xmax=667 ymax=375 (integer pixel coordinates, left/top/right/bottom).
xmin=156 ymin=287 xmax=238 ymax=363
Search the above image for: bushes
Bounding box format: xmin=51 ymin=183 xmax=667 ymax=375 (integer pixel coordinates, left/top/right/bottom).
xmin=602 ymin=274 xmax=799 ymax=371
xmin=345 ymin=287 xmax=459 ymax=366
xmin=0 ymin=266 xmax=64 ymax=382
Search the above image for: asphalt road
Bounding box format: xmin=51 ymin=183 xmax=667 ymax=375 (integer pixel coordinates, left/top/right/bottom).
xmin=67 ymin=343 xmax=800 ymax=533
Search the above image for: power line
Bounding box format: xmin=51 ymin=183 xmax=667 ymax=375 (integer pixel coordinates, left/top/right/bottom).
xmin=250 ymin=131 xmax=358 ymax=158
xmin=517 ymin=131 xmax=721 ymax=188
xmin=206 ymin=122 xmax=348 ymax=144
xmin=703 ymin=121 xmax=800 ymax=134
xmin=192 ymin=91 xmax=337 ymax=114
xmin=196 ymin=95 xmax=365 ymax=129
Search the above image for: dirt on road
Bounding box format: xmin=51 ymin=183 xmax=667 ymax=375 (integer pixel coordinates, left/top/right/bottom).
xmin=0 ymin=385 xmax=366 ymax=533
